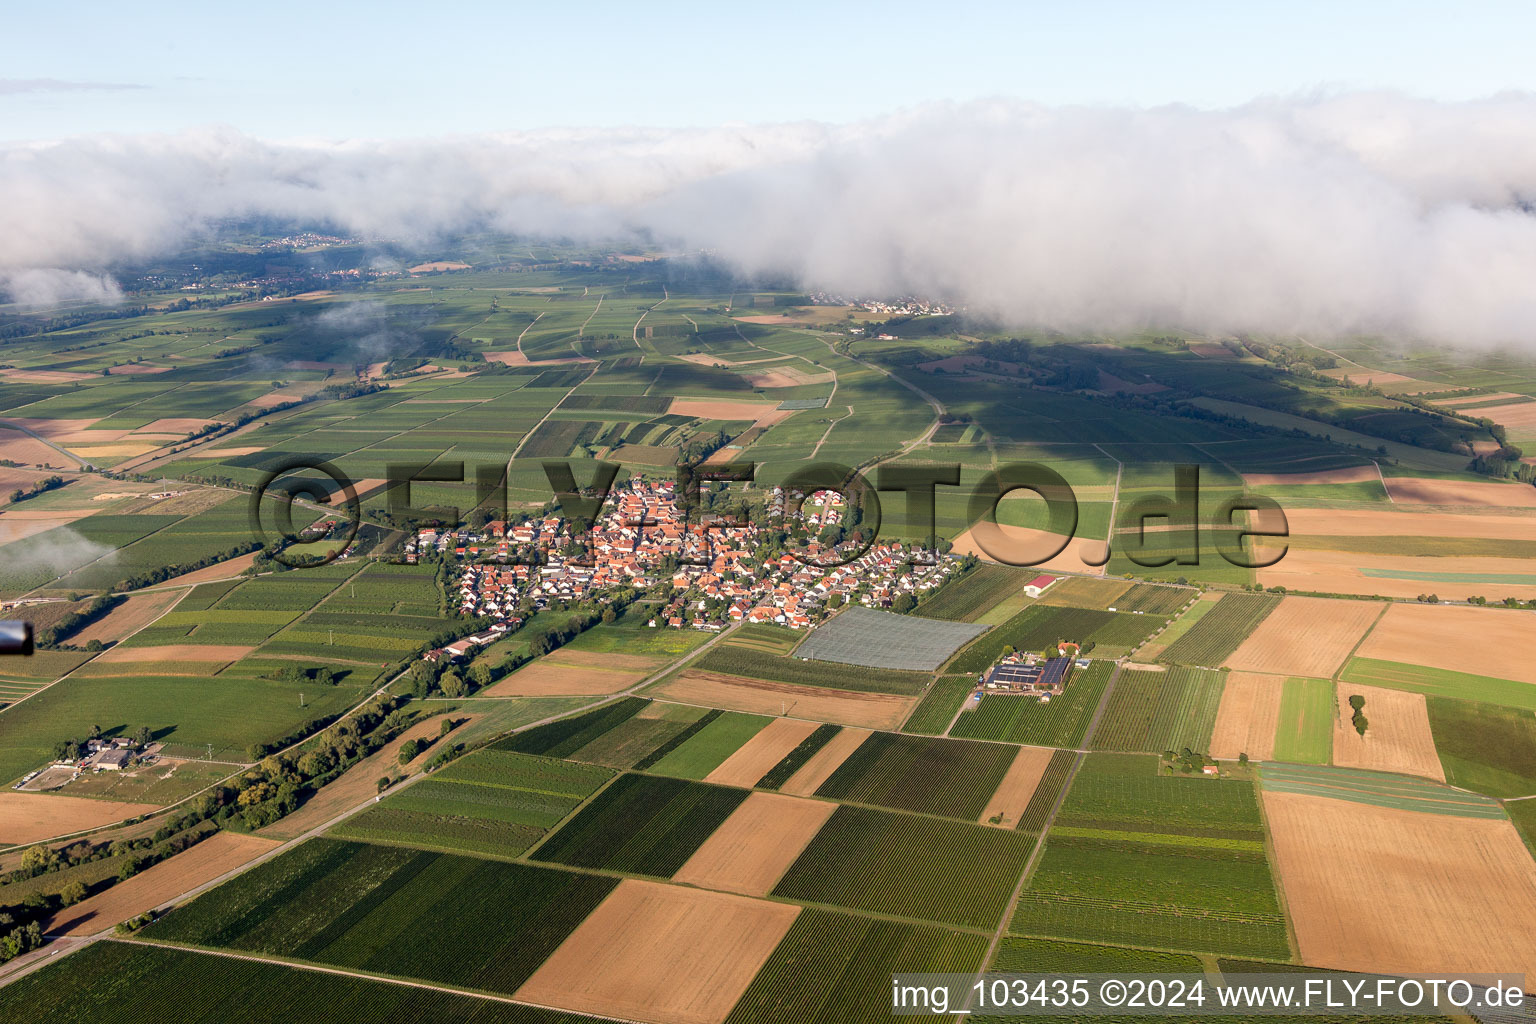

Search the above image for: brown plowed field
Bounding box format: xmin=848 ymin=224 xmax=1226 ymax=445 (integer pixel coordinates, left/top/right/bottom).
xmin=779 ymin=727 xmax=872 ymax=796
xmin=1331 ymin=684 xmax=1445 ymax=780
xmin=672 ymin=791 xmax=835 ymax=895
xmin=703 ymin=717 xmax=821 ymax=787
xmin=1383 ymin=477 xmax=1536 ymax=507
xmin=1224 ymin=597 xmax=1382 ymax=678
xmin=484 ymin=647 xmax=664 ymax=697
xmin=951 ymin=524 xmax=1106 ymax=576
xmin=667 ymin=398 xmax=793 ymax=428
xmin=979 ymin=745 xmax=1054 ymax=827
xmin=43 ymin=831 xmax=281 ymax=937
xmin=1278 ymin=507 xmax=1536 ymax=540
xmin=154 ymin=551 xmax=260 ymax=585
xmin=1241 ymin=465 xmax=1380 ymax=487
xmin=1256 ymin=546 xmax=1536 ymax=601
xmin=1209 ymin=672 xmax=1284 ymax=761
xmin=1356 ymin=603 xmax=1536 ymax=684
xmin=69 ymin=590 xmax=183 ymax=645
xmin=1264 ymin=791 xmax=1536 ymax=981
xmin=0 ymin=793 xmax=161 ymax=847
xmin=515 ymin=879 xmax=799 ymax=1024
xmin=654 ymin=671 xmax=918 ymax=730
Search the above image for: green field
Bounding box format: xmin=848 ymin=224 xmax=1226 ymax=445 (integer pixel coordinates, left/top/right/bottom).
xmin=1340 ymin=658 xmax=1536 ymax=711
xmin=1157 ymin=594 xmax=1280 ymax=666
xmin=1091 ymin=666 xmax=1225 ymax=754
xmin=641 ymin=711 xmax=771 ymax=779
xmin=1272 ymin=677 xmax=1334 ymax=764
xmin=565 ymin=703 xmax=710 ymax=768
xmin=0 ymin=942 xmax=605 ymax=1024
xmin=901 ymin=675 xmax=975 ymax=734
xmin=332 ymin=750 xmax=614 ymax=857
xmin=493 ymin=697 xmax=649 ymax=758
xmin=143 ymin=839 xmax=617 ymax=994
xmin=1260 ymin=763 xmax=1506 ymax=818
xmin=1112 ymin=583 xmax=1195 ymax=616
xmin=772 ymin=804 xmax=1034 ymax=928
xmin=915 ymin=564 xmax=1034 ymax=622
xmin=812 ymin=732 xmax=1020 ymax=818
xmin=0 ymin=672 xmax=366 ymax=781
xmin=1015 ymin=755 xmax=1287 ymax=957
xmin=948 ymin=606 xmax=1120 ymax=674
xmin=529 ymin=773 xmax=747 ymax=876
xmin=727 ymin=907 xmax=991 ymax=1024
xmin=949 ymin=661 xmax=1115 ymax=747
xmin=1425 ymin=697 xmax=1536 ymax=797
xmin=1018 ymin=749 xmax=1078 ymax=833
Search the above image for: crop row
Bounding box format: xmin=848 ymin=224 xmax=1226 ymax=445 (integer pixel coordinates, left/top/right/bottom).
xmin=916 ymin=564 xmax=1029 ymax=621
xmin=772 ymin=804 xmax=1035 ymax=929
xmin=529 ymin=773 xmax=747 ymax=877
xmin=950 ymin=661 xmax=1115 ymax=748
xmin=1158 ymin=593 xmax=1281 ymax=666
xmin=1091 ymin=667 xmax=1225 ymax=754
xmin=756 ymin=723 xmax=841 ymax=789
xmin=814 ymin=732 xmax=1018 ymax=819
xmin=900 ymin=675 xmax=975 ymax=735
xmin=495 ymin=697 xmax=648 ymax=758
xmin=329 ymin=805 xmax=546 ymax=858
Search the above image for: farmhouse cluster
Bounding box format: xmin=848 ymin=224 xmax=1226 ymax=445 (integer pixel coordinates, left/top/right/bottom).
xmin=411 ymin=478 xmax=966 ymax=659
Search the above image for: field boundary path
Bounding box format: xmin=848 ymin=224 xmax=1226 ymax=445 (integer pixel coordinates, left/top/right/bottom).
xmin=514 ymin=310 xmax=545 ymax=361
xmin=961 ymin=662 xmax=1123 ymax=1014
xmin=0 ymin=421 xmax=93 ymax=469
xmin=509 ymin=362 xmax=601 ymax=460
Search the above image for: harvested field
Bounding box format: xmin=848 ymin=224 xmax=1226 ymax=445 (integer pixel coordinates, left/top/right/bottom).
xmin=704 ymin=717 xmax=821 ymax=787
xmin=779 ymin=726 xmax=871 ymax=796
xmin=69 ymin=590 xmax=182 ymax=645
xmin=1240 ymin=465 xmax=1380 ymax=487
xmin=667 ymin=398 xmax=793 ymax=428
xmin=0 ymin=435 xmax=67 ymax=466
xmin=515 ymin=878 xmax=798 ymax=1024
xmin=655 ymin=670 xmax=918 ymax=730
xmin=1471 ymin=400 xmax=1536 ymax=431
xmin=1038 ymin=576 xmax=1133 ymax=608
xmin=979 ymin=745 xmax=1055 ymax=827
xmin=93 ymin=644 xmax=254 ymax=665
xmin=1223 ymin=596 xmax=1382 ymax=678
xmin=951 ymin=523 xmax=1106 ymax=576
xmin=43 ymin=831 xmax=281 ymax=937
xmin=1332 ymin=684 xmax=1444 ymax=781
xmin=741 ymin=367 xmax=834 ymax=388
xmin=1384 ymin=477 xmax=1536 ymax=507
xmin=1209 ymin=672 xmax=1283 ymax=761
xmin=485 ymin=648 xmax=664 ymax=696
xmin=672 ymin=791 xmax=836 ymax=896
xmin=1279 ymin=506 xmax=1536 ymax=541
xmin=1263 ymin=790 xmax=1536 ymax=981
xmin=1256 ymin=545 xmax=1536 ymax=601
xmin=0 ymin=510 xmax=92 ymax=545
xmin=0 ymin=792 xmax=161 ymax=846
xmin=154 ymin=551 xmax=260 ymax=586
xmin=1357 ymin=603 xmax=1536 ymax=685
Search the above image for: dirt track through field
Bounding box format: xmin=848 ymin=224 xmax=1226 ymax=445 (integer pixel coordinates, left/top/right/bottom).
xmin=515 ymin=878 xmax=799 ymax=1024
xmin=655 ymin=671 xmax=918 ymax=730
xmin=704 ymin=717 xmax=821 ymax=787
xmin=672 ymin=791 xmax=835 ymax=896
xmin=978 ymin=745 xmax=1055 ymax=827
xmin=779 ymin=727 xmax=871 ymax=795
xmin=1264 ymin=790 xmax=1536 ymax=981
xmin=43 ymin=831 xmax=281 ymax=937
xmin=1331 ymin=684 xmax=1444 ymax=781
xmin=1224 ymin=597 xmax=1382 ymax=678
xmin=1209 ymin=672 xmax=1284 ymax=761
xmin=0 ymin=792 xmax=162 ymax=847
xmin=1356 ymin=603 xmax=1536 ymax=684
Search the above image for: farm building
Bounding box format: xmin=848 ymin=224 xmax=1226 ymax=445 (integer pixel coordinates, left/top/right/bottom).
xmin=983 ymin=656 xmax=1072 ymax=697
xmin=1023 ymin=575 xmax=1059 ymax=598
xmin=96 ymin=749 xmax=132 ymax=770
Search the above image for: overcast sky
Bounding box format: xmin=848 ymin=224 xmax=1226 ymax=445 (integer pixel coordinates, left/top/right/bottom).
xmin=6 ymin=0 xmax=1536 ymax=141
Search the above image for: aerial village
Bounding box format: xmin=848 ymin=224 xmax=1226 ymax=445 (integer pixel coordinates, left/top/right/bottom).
xmin=411 ymin=477 xmax=970 ymax=664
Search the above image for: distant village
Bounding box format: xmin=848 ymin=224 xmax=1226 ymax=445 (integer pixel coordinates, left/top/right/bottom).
xmin=413 ymin=478 xmax=968 ymax=664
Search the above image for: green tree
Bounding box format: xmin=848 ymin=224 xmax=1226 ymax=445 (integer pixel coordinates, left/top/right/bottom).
xmin=58 ymin=880 xmax=88 ymax=906
xmin=398 ymin=739 xmax=421 ymax=765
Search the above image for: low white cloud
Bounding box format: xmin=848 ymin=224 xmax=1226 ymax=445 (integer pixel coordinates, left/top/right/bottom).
xmin=0 ymin=268 xmax=123 ymax=308
xmin=5 ymin=93 xmax=1536 ymax=345
xmin=0 ymin=527 xmax=116 ymax=582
